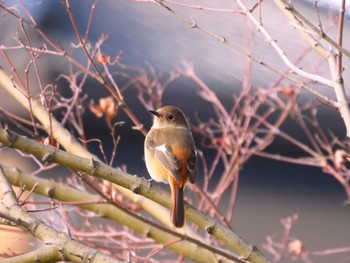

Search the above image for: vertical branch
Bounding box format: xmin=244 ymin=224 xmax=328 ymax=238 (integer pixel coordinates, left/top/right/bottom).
xmin=83 ymin=0 xmax=100 ymax=44
xmin=336 ymin=0 xmax=346 ymax=78
xmin=328 ymin=54 xmax=350 ymax=138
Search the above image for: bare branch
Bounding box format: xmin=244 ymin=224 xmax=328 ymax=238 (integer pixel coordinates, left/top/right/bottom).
xmin=0 ymin=165 xmax=121 ymax=262
xmin=0 ymin=128 xmax=270 ymax=262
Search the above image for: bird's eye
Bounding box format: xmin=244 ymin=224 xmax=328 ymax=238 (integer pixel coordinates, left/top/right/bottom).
xmin=167 ymin=114 xmax=175 ymax=121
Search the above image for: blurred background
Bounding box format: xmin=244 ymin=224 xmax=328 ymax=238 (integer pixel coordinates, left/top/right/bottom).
xmin=0 ymin=0 xmax=350 ymax=262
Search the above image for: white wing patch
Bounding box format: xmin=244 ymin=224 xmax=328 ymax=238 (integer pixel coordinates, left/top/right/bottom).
xmin=156 ymin=144 xmax=168 ymax=153
xmin=153 ymin=143 xmax=181 ymax=182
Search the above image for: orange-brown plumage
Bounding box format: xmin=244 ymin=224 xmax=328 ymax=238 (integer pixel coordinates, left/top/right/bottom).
xmin=145 ymin=106 xmax=198 ymax=228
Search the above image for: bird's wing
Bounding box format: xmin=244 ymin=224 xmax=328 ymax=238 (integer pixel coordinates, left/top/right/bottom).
xmin=188 ymin=149 xmax=198 ymax=184
xmin=146 ymin=138 xmax=181 ymax=182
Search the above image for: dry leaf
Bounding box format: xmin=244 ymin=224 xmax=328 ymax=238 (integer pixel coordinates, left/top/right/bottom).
xmin=279 ymin=85 xmax=296 ymax=99
xmin=96 ymin=53 xmax=110 ymax=65
xmin=334 ymin=149 xmax=348 ymax=169
xmin=89 ymin=97 xmax=118 ymax=128
xmin=288 ymin=239 xmax=305 ymax=257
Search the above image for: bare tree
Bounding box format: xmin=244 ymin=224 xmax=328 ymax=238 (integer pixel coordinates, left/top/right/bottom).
xmin=0 ymin=1 xmax=349 ymax=262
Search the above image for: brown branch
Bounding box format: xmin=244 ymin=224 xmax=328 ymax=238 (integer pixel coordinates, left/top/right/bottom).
xmin=62 ymin=0 xmax=146 ymax=135
xmin=0 ymin=3 xmax=147 ymax=136
xmin=336 ymin=0 xmax=346 ymax=77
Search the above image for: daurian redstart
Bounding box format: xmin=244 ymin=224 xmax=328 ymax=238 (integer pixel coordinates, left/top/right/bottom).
xmin=144 ymin=106 xmax=198 ymax=227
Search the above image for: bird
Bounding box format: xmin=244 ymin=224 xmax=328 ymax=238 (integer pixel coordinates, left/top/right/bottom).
xmin=144 ymin=105 xmax=198 ymax=227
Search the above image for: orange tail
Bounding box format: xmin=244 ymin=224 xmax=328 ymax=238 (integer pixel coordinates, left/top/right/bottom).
xmin=170 ymin=184 xmax=184 ymax=228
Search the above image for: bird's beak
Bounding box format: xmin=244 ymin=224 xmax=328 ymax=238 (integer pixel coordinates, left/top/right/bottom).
xmin=149 ymin=110 xmax=160 ymax=117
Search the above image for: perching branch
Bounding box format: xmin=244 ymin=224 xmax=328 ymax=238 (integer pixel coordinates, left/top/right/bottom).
xmin=0 ymin=128 xmax=270 ymax=263
xmin=1 ymin=165 xmax=240 ymax=262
